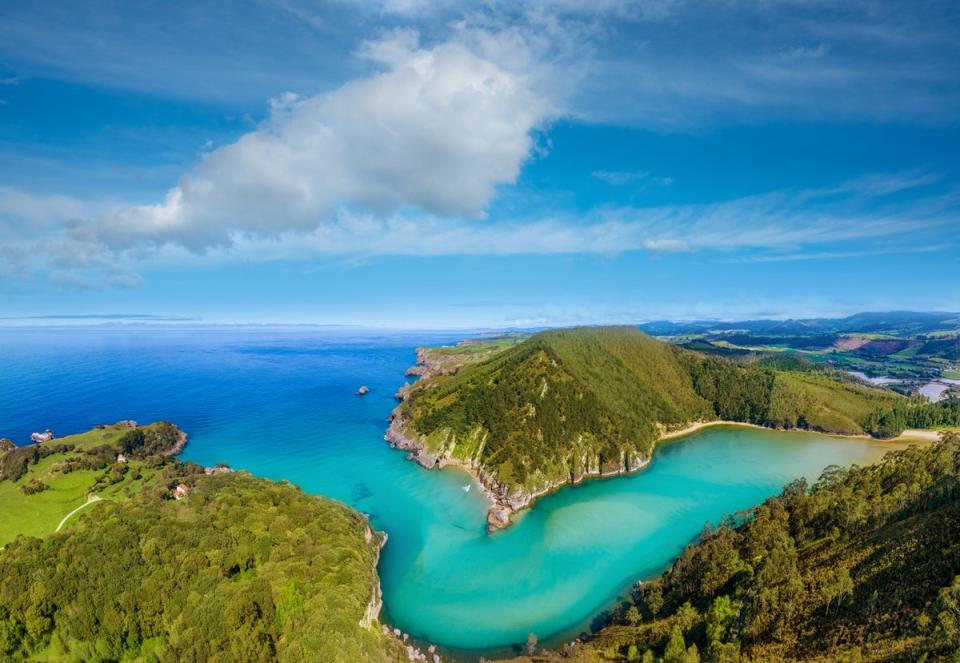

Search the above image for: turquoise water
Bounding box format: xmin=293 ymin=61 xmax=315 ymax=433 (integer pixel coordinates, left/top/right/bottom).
xmin=0 ymin=327 xmax=879 ymax=657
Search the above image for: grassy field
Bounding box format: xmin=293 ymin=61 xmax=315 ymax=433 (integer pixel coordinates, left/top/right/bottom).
xmin=0 ymin=423 xmax=180 ymax=546
xmin=0 ymin=465 xmax=102 ymax=543
xmin=430 ymin=336 xmax=524 ymax=356
xmin=773 ymin=372 xmax=899 ymax=435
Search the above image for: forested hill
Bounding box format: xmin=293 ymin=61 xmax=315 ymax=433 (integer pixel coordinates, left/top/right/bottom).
xmin=501 ymin=432 xmax=960 ymax=662
xmin=391 ymin=326 xmax=910 ymax=507
xmin=0 ymin=471 xmax=406 ymax=662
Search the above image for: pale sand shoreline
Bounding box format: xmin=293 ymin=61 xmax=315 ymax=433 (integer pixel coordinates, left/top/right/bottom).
xmin=662 ymin=419 xmax=944 ymax=442
xmin=659 ymin=420 xmax=943 ymax=455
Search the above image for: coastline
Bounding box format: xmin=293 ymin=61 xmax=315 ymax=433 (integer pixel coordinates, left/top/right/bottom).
xmin=167 ymin=429 xmax=189 ymax=456
xmin=661 ymin=419 xmax=942 ymax=444
xmin=360 ymin=526 xmax=387 ymax=629
xmin=387 ymin=350 xmax=945 ymax=532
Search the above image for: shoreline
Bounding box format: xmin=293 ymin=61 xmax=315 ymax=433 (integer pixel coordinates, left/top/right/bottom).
xmin=387 ymin=352 xmax=945 ymax=532
xmin=659 ymin=419 xmax=941 ymax=444
xmin=166 ymin=429 xmax=189 ymax=456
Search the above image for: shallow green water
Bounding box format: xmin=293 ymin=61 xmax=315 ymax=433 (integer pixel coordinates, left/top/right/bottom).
xmin=378 ymin=426 xmax=879 ymax=655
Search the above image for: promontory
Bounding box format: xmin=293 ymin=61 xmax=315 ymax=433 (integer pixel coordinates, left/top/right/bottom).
xmin=386 ymin=326 xmax=957 ymax=530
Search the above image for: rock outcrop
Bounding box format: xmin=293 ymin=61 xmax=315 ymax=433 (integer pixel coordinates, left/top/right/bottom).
xmin=394 ymin=383 xmax=412 ymax=401
xmin=359 ymin=525 xmax=386 ymax=629
xmin=165 ymin=429 xmax=189 ymax=456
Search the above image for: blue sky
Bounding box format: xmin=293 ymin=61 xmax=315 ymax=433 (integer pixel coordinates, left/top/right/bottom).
xmin=0 ymin=1 xmax=958 ymax=327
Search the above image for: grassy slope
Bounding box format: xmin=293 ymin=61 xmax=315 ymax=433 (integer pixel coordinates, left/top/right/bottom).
xmin=398 ymin=327 xmax=902 ymax=497
xmin=500 ymin=434 xmax=960 ymax=663
xmin=770 ymin=372 xmax=900 ymax=435
xmin=0 ymin=472 xmax=403 ymax=663
xmin=0 ymin=422 xmax=180 ymax=546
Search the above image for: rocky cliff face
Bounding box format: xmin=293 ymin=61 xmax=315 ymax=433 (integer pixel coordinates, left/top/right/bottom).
xmin=359 ymin=525 xmax=386 ymax=629
xmin=386 ymin=348 xmax=654 ymax=532
xmin=388 ymin=404 xmax=652 ymax=531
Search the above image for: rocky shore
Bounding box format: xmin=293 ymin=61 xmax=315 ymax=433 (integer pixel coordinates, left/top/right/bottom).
xmin=360 ymin=525 xmax=386 ymax=629
xmin=362 ymin=521 xmax=445 ymax=662
xmin=402 ymin=347 xmax=462 ymax=379
xmin=166 ymin=429 xmax=189 ymax=456
xmin=385 ymin=348 xmax=653 ymax=532
xmin=386 ymin=407 xmax=652 ymax=531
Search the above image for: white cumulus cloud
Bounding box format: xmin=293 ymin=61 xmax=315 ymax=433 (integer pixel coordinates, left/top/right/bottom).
xmin=73 ymin=31 xmax=551 ymax=252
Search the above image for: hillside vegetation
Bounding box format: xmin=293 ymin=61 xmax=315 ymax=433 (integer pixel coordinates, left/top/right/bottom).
xmin=392 ymin=327 xmax=905 ymax=505
xmin=0 ymin=471 xmax=403 ymax=663
xmin=501 ymin=433 xmax=960 ymax=662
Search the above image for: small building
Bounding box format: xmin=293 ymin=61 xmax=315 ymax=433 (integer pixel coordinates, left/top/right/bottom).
xmin=173 ymin=483 xmax=190 ymax=500
xmin=116 ymin=453 xmax=128 ymax=464
xmin=31 ymin=429 xmax=54 ymax=444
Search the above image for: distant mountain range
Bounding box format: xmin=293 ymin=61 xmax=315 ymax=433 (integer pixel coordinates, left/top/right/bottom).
xmin=639 ymin=311 xmax=960 ymax=336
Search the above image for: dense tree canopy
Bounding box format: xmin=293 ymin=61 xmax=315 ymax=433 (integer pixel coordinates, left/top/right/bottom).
xmin=0 ymin=473 xmax=401 ymax=663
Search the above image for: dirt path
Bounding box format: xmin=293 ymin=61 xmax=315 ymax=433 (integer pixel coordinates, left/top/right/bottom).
xmin=56 ymin=495 xmax=104 ymax=532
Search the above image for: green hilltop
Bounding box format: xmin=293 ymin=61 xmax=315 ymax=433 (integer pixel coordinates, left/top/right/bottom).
xmin=391 ymin=326 xmax=959 ymax=516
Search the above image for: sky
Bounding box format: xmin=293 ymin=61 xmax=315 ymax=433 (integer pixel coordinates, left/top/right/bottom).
xmin=0 ymin=0 xmax=958 ymax=328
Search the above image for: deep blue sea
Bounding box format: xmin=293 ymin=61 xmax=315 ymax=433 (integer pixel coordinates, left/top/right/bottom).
xmin=0 ymin=327 xmax=883 ymax=658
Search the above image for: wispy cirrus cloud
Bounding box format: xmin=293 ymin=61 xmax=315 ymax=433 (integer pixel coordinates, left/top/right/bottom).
xmin=591 ymin=170 xmax=673 ymax=187
xmin=3 ymin=1 xmax=958 ymax=124
xmin=0 ymin=313 xmax=196 ymax=321
xmin=136 ymin=170 xmax=957 ymax=264
xmin=729 ymin=246 xmax=952 ymax=264
xmin=2 ymin=169 xmax=956 ymax=288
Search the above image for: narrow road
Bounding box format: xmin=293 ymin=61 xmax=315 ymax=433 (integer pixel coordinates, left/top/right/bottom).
xmin=56 ymin=495 xmax=104 ymax=532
